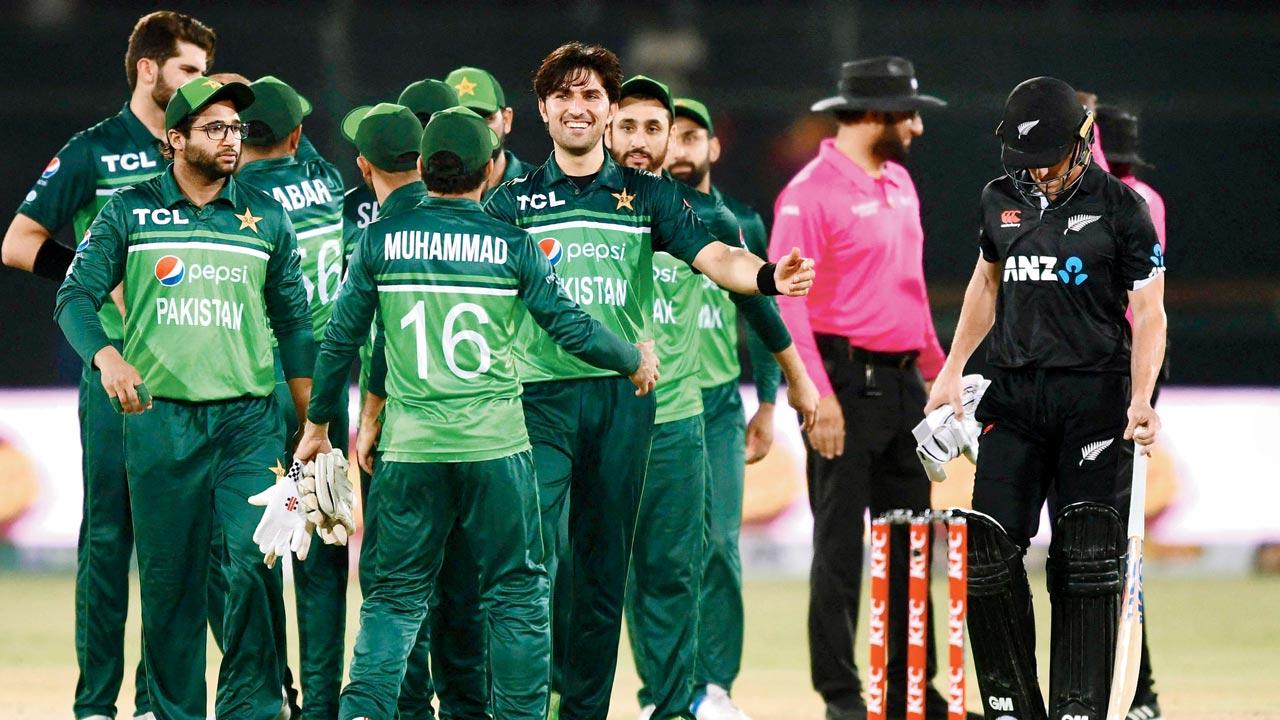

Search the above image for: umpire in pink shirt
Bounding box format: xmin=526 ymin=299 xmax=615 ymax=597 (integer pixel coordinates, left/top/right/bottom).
xmin=770 ymin=57 xmax=968 ymax=720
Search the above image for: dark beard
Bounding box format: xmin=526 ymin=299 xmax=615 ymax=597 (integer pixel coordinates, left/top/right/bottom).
xmin=872 ymin=127 xmax=909 ymax=164
xmin=152 ymin=75 xmax=175 ymax=112
xmin=669 ymin=161 xmax=709 ymax=189
xmin=183 ymin=143 xmax=234 ymax=182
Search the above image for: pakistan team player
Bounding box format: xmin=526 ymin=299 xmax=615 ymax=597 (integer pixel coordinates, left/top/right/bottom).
xmin=237 ymin=74 xmax=349 ymax=719
xmin=444 ymin=66 xmax=535 ymax=200
xmin=55 ymin=77 xmax=317 ymax=720
xmin=295 ymin=107 xmax=659 ymax=720
xmin=668 ymin=97 xmax=780 ymax=720
xmin=484 ymin=43 xmax=815 ymax=720
xmin=608 ymin=76 xmax=818 ymax=720
xmin=1 ymin=12 xmax=216 ymax=720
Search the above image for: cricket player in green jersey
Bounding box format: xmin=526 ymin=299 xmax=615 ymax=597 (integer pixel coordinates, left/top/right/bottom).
xmin=340 ymin=101 xmax=490 ymax=720
xmin=0 ymin=13 xmax=216 ymax=720
xmin=667 ymin=97 xmax=780 ymax=720
xmin=484 ymin=43 xmax=816 ymax=720
xmin=237 ymin=74 xmax=349 ymax=720
xmin=609 ymin=77 xmax=817 ymax=720
xmin=294 ymin=107 xmax=658 ymax=720
xmin=444 ymin=66 xmax=535 ymax=200
xmin=55 ymin=77 xmax=318 ymax=720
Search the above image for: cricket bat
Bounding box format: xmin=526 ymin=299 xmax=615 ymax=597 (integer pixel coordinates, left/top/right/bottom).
xmin=1105 ymin=442 xmax=1148 ymax=720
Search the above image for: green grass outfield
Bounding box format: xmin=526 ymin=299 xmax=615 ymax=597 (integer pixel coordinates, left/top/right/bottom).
xmin=0 ymin=572 xmax=1277 ymax=718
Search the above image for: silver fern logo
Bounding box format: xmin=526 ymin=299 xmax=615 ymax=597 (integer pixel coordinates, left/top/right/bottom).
xmin=1079 ymin=438 xmax=1115 ymax=466
xmin=1065 ymin=214 xmax=1101 ymax=234
xmin=1016 ymin=119 xmax=1039 ymax=138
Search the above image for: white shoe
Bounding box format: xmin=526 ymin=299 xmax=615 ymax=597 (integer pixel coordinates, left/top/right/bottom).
xmin=639 ymin=704 xmax=656 ymax=720
xmin=693 ymin=685 xmax=752 ymax=720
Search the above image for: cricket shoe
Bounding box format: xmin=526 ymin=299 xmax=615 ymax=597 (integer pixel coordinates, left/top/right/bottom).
xmin=1127 ymin=700 xmax=1163 ymax=720
xmin=639 ymin=704 xmax=656 ymax=720
xmin=692 ymin=684 xmax=752 ymax=720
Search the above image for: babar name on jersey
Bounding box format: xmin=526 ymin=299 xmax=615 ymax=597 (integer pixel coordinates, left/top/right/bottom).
xmin=101 ymin=151 xmax=158 ymax=173
xmin=384 ymin=229 xmax=509 ymax=264
xmin=272 ymin=179 xmax=335 ymax=212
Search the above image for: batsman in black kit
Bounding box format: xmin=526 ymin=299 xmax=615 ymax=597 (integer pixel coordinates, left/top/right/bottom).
xmin=925 ymin=77 xmax=1167 ymax=720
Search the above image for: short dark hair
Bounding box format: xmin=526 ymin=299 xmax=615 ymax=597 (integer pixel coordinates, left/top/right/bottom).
xmin=161 ymin=116 xmax=195 ymax=160
xmin=534 ymin=42 xmax=622 ymax=103
xmin=125 ymin=11 xmax=217 ymax=90
xmin=424 ymin=151 xmax=487 ymax=194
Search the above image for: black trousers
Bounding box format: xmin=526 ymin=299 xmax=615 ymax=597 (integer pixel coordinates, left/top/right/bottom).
xmin=806 ymin=335 xmax=938 ymax=709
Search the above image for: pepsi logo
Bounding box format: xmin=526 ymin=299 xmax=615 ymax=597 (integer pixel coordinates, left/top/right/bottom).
xmin=154 ymin=255 xmax=185 ymax=287
xmin=41 ymin=157 xmax=61 ymax=179
xmin=539 ymin=237 xmax=563 ymax=266
xmin=76 ymin=230 xmax=90 ymax=253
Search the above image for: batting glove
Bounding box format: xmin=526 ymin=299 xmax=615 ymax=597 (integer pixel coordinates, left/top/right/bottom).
xmin=912 ymin=374 xmax=991 ymax=482
xmin=248 ymin=460 xmax=313 ymax=568
xmin=298 ymin=449 xmax=355 ymax=546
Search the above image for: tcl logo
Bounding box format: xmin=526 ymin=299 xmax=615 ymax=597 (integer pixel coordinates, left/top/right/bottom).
xmin=101 ymin=152 xmax=158 ymax=173
xmin=1000 ymin=209 xmax=1021 ymax=227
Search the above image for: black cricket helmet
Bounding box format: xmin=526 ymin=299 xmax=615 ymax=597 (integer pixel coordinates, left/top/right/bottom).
xmin=996 ymin=76 xmax=1094 ymax=204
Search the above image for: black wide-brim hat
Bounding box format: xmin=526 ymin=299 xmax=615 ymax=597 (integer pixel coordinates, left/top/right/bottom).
xmin=811 ymin=56 xmax=947 ymax=113
xmin=1095 ymin=104 xmax=1153 ymax=168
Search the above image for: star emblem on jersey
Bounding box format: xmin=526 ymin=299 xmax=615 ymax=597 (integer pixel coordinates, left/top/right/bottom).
xmin=1079 ymin=438 xmax=1114 ymax=466
xmin=454 ymin=77 xmax=477 ymax=97
xmin=269 ymin=459 xmax=287 ymax=479
xmin=612 ymin=188 xmax=635 ymax=211
xmin=1016 ymin=119 xmax=1040 ymax=138
xmin=236 ymin=208 xmax=263 ymax=232
xmin=1065 ymin=214 xmax=1101 ymax=234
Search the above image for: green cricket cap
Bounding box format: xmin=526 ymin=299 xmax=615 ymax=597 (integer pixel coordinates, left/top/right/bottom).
xmin=240 ymin=77 xmax=306 ymax=146
xmin=398 ymin=79 xmax=460 ymax=121
xmin=420 ymin=107 xmax=498 ymax=177
xmin=444 ymin=67 xmax=506 ymax=115
xmin=674 ymin=97 xmax=714 ymax=135
xmin=342 ymin=103 xmax=423 ymax=172
xmin=255 ymin=75 xmax=312 ymax=116
xmin=164 ymin=77 xmax=255 ymax=131
xmin=620 ymin=75 xmax=674 ymax=116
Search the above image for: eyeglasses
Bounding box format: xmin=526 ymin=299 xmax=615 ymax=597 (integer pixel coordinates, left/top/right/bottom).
xmin=190 ymin=121 xmax=247 ymax=141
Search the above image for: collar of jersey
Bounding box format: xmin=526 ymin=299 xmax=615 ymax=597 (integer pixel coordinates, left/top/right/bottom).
xmin=541 ymin=148 xmax=625 ymax=192
xmin=381 ymin=182 xmax=428 ymax=216
xmin=119 ymin=102 xmax=162 ymax=149
xmin=238 ymin=155 xmax=299 ymax=175
xmin=159 ymin=165 xmax=241 ymax=208
xmin=500 ymin=149 xmax=529 ymax=183
xmin=420 ymin=195 xmax=483 ymax=212
xmin=818 ymin=138 xmax=902 ymax=191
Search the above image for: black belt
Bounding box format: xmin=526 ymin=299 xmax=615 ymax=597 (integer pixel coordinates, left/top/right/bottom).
xmin=850 ymin=346 xmax=918 ymax=369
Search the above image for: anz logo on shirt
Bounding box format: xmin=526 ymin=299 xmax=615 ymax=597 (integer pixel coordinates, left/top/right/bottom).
xmin=1002 ymin=255 xmax=1089 ymax=285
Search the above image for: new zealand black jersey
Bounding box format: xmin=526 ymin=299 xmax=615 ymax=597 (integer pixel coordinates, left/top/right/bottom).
xmin=978 ymin=163 xmax=1164 ymax=372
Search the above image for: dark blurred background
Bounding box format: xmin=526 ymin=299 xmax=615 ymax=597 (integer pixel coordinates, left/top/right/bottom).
xmin=2 ymin=0 xmax=1277 ymax=386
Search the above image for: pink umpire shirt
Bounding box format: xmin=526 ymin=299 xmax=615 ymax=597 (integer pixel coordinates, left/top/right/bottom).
xmin=769 ymin=138 xmax=945 ymax=398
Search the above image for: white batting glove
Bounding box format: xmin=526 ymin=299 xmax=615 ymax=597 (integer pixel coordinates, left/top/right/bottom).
xmin=912 ymin=374 xmax=991 ymax=482
xmin=298 ymin=449 xmax=355 ymax=546
xmin=248 ymin=460 xmax=313 ymax=568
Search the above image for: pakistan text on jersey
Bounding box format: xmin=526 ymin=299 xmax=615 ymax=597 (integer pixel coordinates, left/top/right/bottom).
xmin=384 ymin=230 xmax=510 ymax=265
xmin=155 ymin=297 xmax=245 ymax=330
xmin=272 ymin=179 xmax=334 ymax=212
xmin=559 ymin=275 xmax=628 ymax=307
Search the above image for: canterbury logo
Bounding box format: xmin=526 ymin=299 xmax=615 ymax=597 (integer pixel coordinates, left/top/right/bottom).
xmin=1000 ymin=210 xmax=1021 ymax=227
xmin=1065 ymin=214 xmax=1102 ymax=234
xmin=1016 ymin=119 xmax=1040 ymax=138
xmin=1079 ymin=438 xmax=1114 ymax=466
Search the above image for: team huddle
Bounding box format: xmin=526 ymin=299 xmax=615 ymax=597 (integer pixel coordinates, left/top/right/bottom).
xmin=2 ymin=8 xmax=1170 ymax=720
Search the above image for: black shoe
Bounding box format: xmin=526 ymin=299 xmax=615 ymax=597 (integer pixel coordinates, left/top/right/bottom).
xmin=282 ymin=666 xmax=303 ymax=720
xmin=1126 ymin=699 xmax=1162 ymax=720
xmin=825 ymin=701 xmax=868 ymax=720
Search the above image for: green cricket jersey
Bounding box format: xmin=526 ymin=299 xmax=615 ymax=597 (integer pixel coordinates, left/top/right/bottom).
xmin=19 ymin=103 xmax=166 ymax=340
xmin=484 ymin=150 xmax=716 ymax=384
xmin=481 ymin=149 xmax=535 ymax=203
xmin=310 ymin=195 xmax=641 ymax=463
xmin=55 ymin=168 xmax=314 ymax=402
xmin=702 ymin=185 xmax=782 ymax=402
xmin=650 ymin=178 xmax=740 ymax=423
xmin=343 ymin=184 xmax=379 ymax=257
xmin=237 ymin=154 xmax=345 ymax=340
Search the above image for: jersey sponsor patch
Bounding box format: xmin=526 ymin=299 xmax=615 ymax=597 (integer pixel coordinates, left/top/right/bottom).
xmin=24 ymin=190 xmax=37 ymax=203
xmin=1065 ymin=214 xmax=1101 ymax=234
xmin=76 ymin=230 xmax=90 ymax=253
xmin=539 ymin=237 xmax=563 ymax=266
xmin=1000 ymin=209 xmax=1021 ymax=227
xmin=154 ymin=255 xmax=186 ymax=286
xmin=41 ymin=157 xmax=61 ymax=179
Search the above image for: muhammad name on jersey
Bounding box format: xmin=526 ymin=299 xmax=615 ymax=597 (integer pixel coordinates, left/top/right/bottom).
xmin=270 ymin=179 xmax=335 ymax=211
xmin=384 ymin=230 xmax=510 ymax=264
